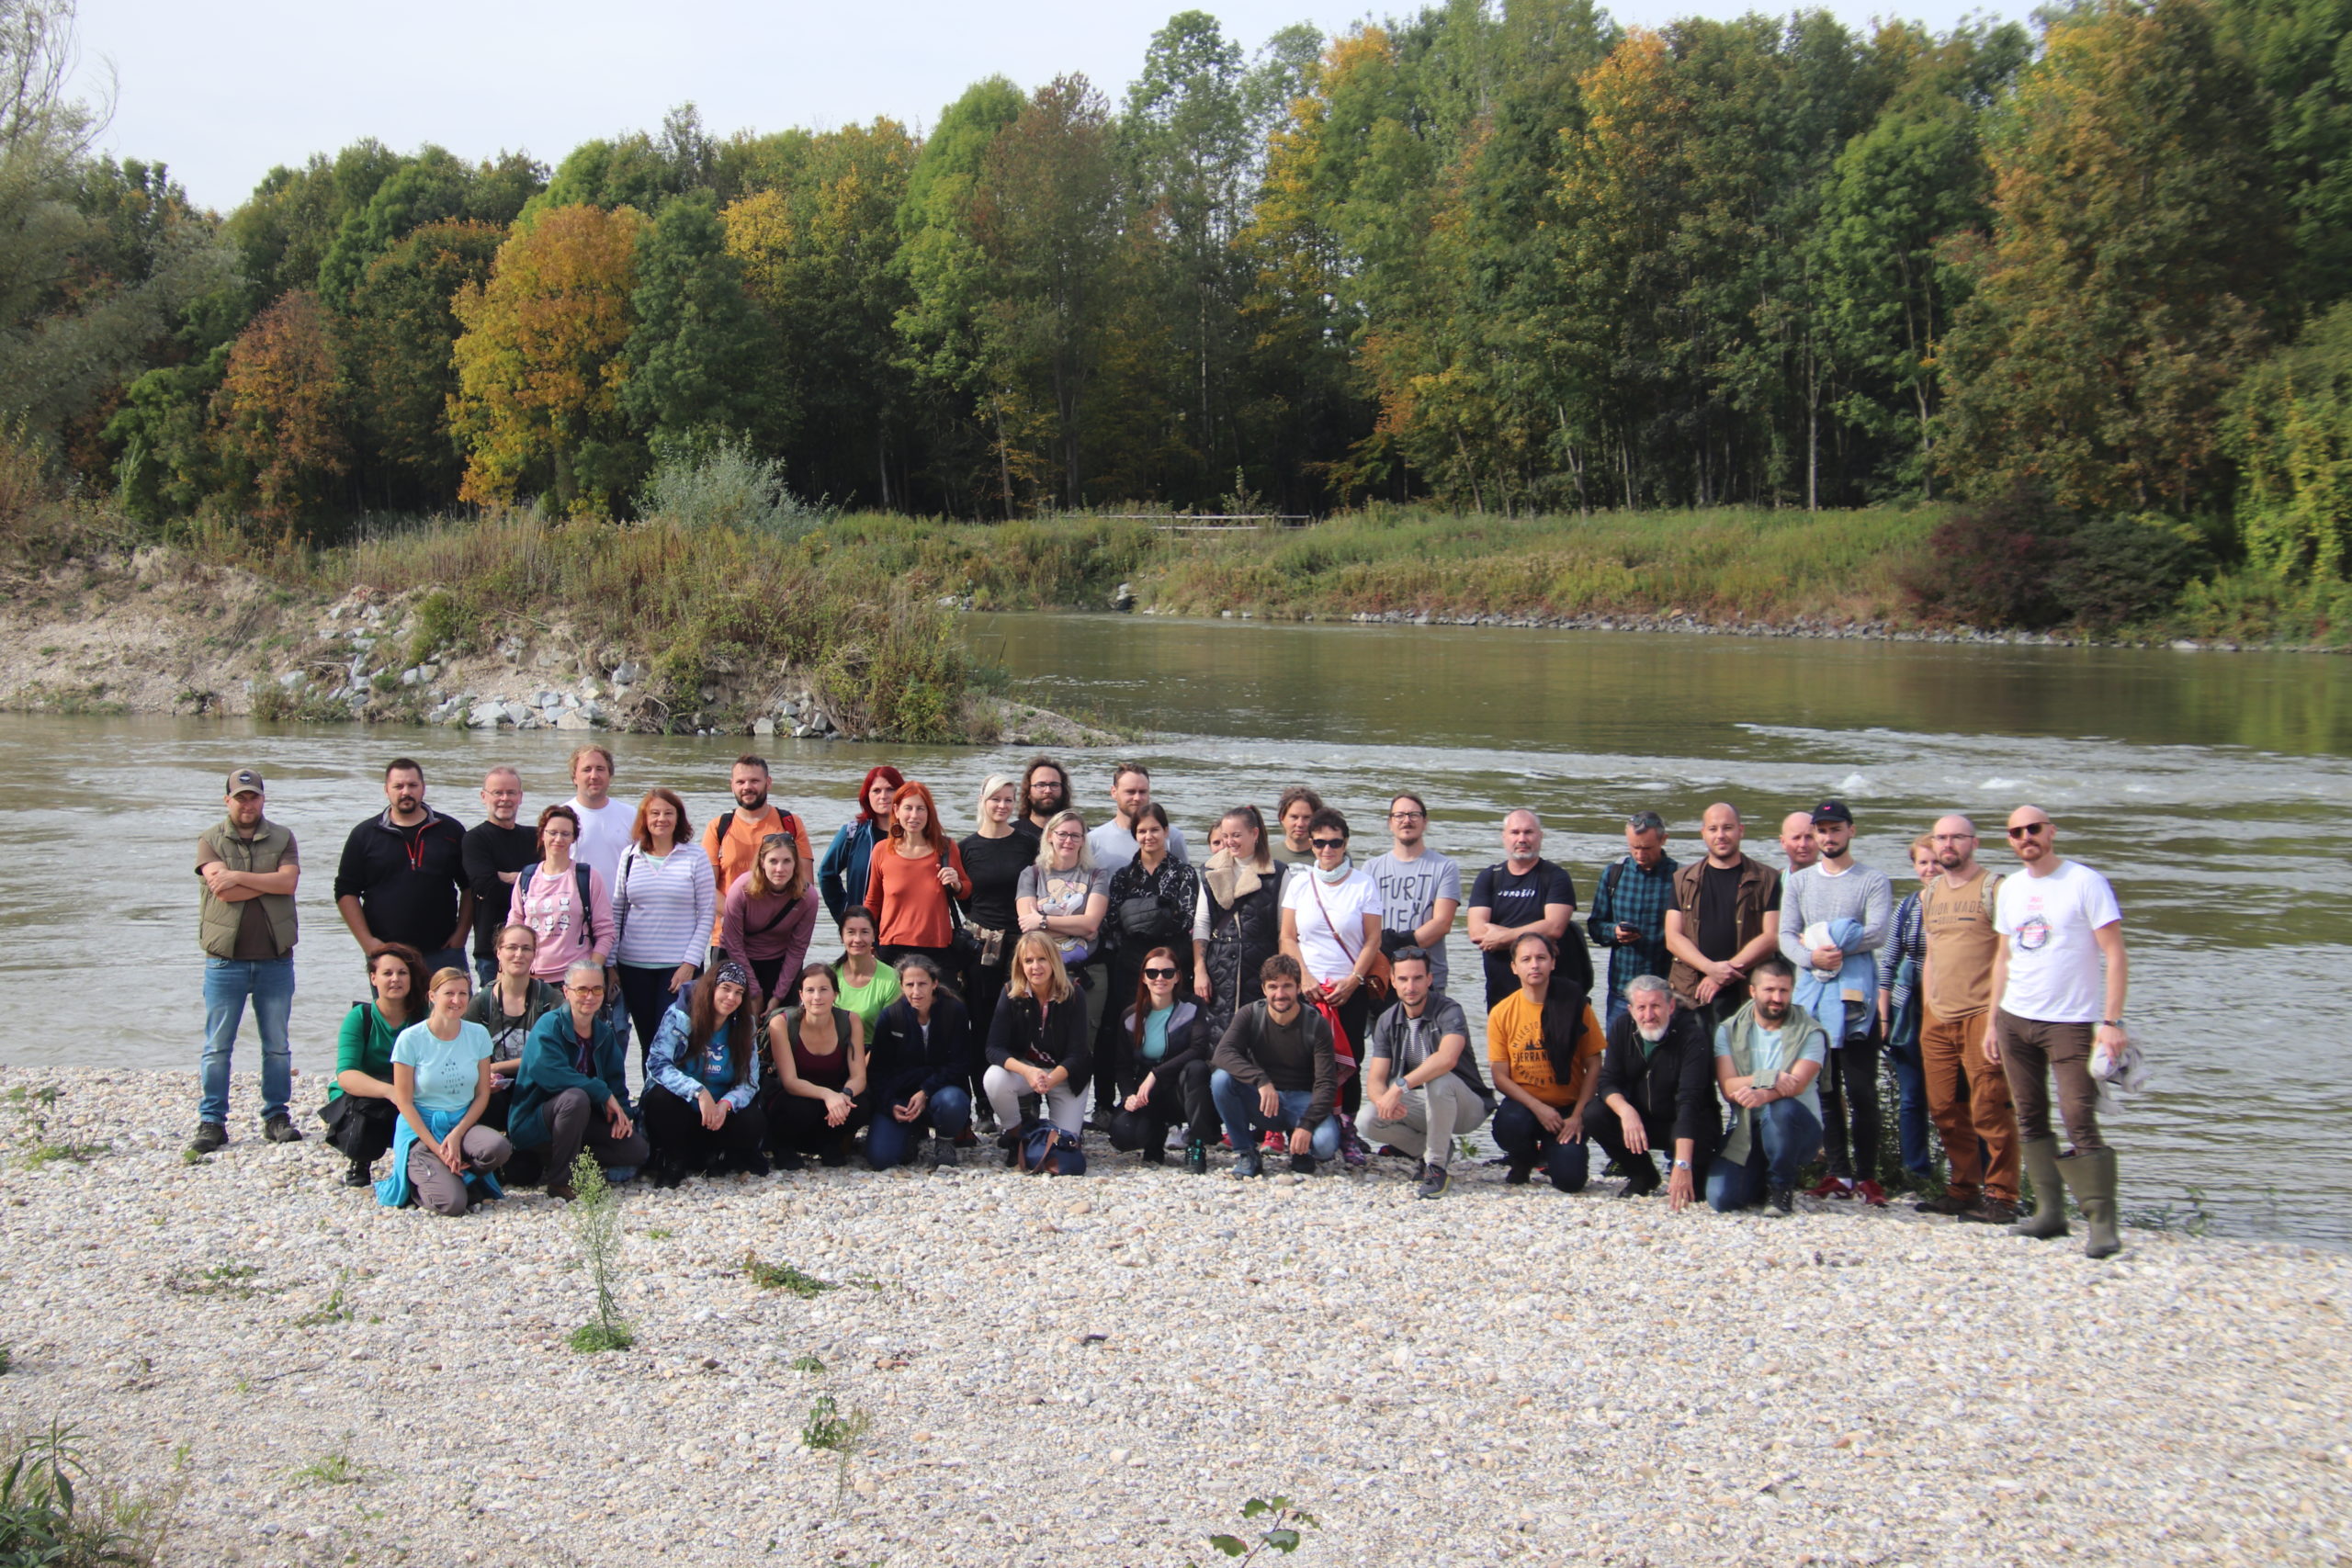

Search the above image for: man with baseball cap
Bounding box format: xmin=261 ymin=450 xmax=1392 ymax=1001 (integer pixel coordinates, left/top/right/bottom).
xmin=1776 ymin=799 xmax=1893 ymax=1202
xmin=193 ymin=767 xmax=302 ymax=1154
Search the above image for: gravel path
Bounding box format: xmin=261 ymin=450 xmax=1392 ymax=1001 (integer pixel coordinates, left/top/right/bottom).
xmin=2 ymin=1066 xmax=2346 ymax=1568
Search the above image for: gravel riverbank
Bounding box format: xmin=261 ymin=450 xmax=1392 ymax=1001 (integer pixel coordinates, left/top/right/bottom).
xmin=2 ymin=1065 xmax=2345 ymax=1568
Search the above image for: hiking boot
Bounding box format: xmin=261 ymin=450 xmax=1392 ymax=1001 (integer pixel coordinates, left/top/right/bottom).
xmin=1957 ymin=1195 xmax=2020 ymax=1224
xmin=1616 ymin=1162 xmax=1661 ymax=1199
xmin=1914 ymin=1191 xmax=1973 ymax=1216
xmin=930 ymin=1136 xmax=959 ymax=1169
xmin=189 ymin=1122 xmax=227 ymax=1156
xmin=545 ymin=1180 xmax=577 ymax=1202
xmin=1504 ymin=1160 xmax=1533 ymax=1186
xmin=341 ymin=1156 xmax=373 ymax=1188
xmin=1183 ymin=1139 xmax=1208 ymax=1176
xmin=1805 ymin=1175 xmax=1852 ymax=1200
xmin=263 ymin=1116 xmax=302 ymax=1144
xmin=1853 ymin=1179 xmax=1890 ymax=1208
xmin=953 ymin=1126 xmax=979 ymax=1147
xmin=1142 ymin=1145 xmax=1167 ymax=1167
xmin=1416 ymin=1163 xmax=1451 ymax=1201
xmin=739 ymin=1155 xmax=772 ymax=1179
xmin=650 ymin=1159 xmax=685 ymax=1190
xmin=775 ymin=1148 xmax=807 ymax=1172
xmin=820 ymin=1134 xmax=853 ymax=1168
xmin=1290 ymin=1152 xmax=1316 ymax=1176
xmin=2012 ymin=1137 xmax=2070 ymax=1240
xmin=1232 ymin=1150 xmax=1263 ymax=1179
xmin=1768 ymin=1185 xmax=1794 ymax=1215
xmin=2058 ymin=1145 xmax=2121 ymax=1259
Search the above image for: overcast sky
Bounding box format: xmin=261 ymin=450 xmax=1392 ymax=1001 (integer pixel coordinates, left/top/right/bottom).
xmin=73 ymin=0 xmax=2009 ymax=213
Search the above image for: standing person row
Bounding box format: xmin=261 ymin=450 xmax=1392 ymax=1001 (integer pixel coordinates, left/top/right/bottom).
xmin=864 ymin=781 xmax=967 ymax=972
xmin=611 ymin=788 xmax=718 ymax=1056
xmin=1778 ymin=800 xmax=1894 ymax=1204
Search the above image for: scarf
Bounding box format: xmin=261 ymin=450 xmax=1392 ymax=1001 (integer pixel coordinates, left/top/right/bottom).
xmin=1202 ymin=848 xmax=1266 ymax=908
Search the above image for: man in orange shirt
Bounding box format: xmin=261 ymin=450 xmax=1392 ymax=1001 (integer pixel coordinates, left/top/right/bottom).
xmin=1487 ymin=932 xmax=1605 ymax=1191
xmin=699 ymin=755 xmax=812 ymax=963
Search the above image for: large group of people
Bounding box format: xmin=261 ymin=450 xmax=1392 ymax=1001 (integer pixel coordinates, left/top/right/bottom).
xmin=191 ymin=750 xmax=2138 ymax=1256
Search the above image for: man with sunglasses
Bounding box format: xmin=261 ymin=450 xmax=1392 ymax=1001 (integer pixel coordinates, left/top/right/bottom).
xmin=1986 ymin=807 xmax=2130 ymax=1258
xmin=1586 ymin=810 xmax=1679 ymax=1033
xmin=1776 ymin=799 xmax=1893 ymax=1203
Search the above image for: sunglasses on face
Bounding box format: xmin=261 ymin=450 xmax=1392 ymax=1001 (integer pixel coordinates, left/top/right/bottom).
xmin=2007 ymin=823 xmax=2048 ymax=840
xmin=1143 ymin=966 xmax=1178 ymax=979
xmin=1310 ymin=837 xmax=1347 ymax=850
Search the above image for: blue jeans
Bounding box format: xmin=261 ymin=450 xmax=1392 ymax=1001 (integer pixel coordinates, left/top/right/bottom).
xmin=1604 ymin=989 xmax=1629 ymax=1036
xmin=866 ymin=1086 xmax=973 ymax=1170
xmin=1883 ymin=1035 xmax=1933 ymax=1178
xmin=1706 ymin=1098 xmax=1825 ymax=1212
xmin=1209 ymin=1070 xmax=1341 ymax=1162
xmin=472 ymin=953 xmax=498 ymax=989
xmin=1490 ymin=1098 xmax=1592 ymax=1191
xmin=200 ymin=956 xmax=295 ymax=1126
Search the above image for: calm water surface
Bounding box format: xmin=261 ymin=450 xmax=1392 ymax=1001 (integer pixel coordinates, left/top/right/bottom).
xmin=3 ymin=614 xmax=2344 ymax=1243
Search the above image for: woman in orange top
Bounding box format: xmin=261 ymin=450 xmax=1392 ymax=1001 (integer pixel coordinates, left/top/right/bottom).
xmin=1487 ymin=932 xmax=1605 ymax=1192
xmin=864 ymin=780 xmax=968 ymax=972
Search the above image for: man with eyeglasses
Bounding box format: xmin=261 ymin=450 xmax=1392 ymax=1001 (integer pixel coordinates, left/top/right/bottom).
xmin=1364 ymin=794 xmax=1461 ymax=995
xmin=1586 ymin=810 xmax=1679 ymax=1034
xmin=462 ymin=766 xmax=537 ymax=987
xmin=1908 ymin=814 xmax=2022 ymax=1223
xmin=1986 ymin=807 xmax=2130 ymax=1258
xmin=1776 ymin=800 xmax=1894 ymax=1203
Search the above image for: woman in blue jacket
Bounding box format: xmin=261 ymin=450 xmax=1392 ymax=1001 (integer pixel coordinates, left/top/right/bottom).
xmin=509 ymin=961 xmax=650 ymax=1200
xmin=865 ymin=956 xmax=975 ymax=1170
xmin=641 ymin=962 xmax=769 ymax=1185
xmin=818 ymin=765 xmax=903 ymax=928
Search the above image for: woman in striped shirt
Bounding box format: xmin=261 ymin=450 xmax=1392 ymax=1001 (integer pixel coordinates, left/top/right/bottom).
xmin=612 ymin=787 xmax=718 ymax=1068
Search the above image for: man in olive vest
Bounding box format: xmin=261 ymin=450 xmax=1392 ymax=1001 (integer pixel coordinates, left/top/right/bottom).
xmin=194 ymin=768 xmax=302 ymax=1154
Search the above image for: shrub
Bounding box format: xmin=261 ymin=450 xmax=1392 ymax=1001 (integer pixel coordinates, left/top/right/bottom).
xmin=636 ymin=437 xmax=833 ymax=539
xmin=1905 ymin=484 xmax=2074 ymax=628
xmin=2051 ymin=513 xmax=2209 ymax=629
xmin=565 ymin=1155 xmax=632 ymax=1354
xmin=0 ymin=1422 xmax=167 ymax=1566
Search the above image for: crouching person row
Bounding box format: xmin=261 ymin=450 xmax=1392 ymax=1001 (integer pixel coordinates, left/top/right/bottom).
xmin=641 ymin=962 xmax=769 ymax=1186
xmin=760 ymin=963 xmax=869 ymax=1168
xmin=983 ymin=933 xmax=1091 ymax=1174
xmin=1487 ymin=933 xmax=1604 ymax=1191
xmin=866 ymin=956 xmax=975 ymax=1170
xmin=508 ymin=961 xmax=650 ymax=1200
xmin=1107 ymin=945 xmax=1219 ymax=1172
xmin=1211 ymin=953 xmax=1340 ymax=1177
xmin=1358 ymin=947 xmax=1491 ymax=1200
xmin=1589 ymin=975 xmax=1715 ymax=1209
xmin=379 ymin=965 xmax=512 ymax=1213
xmin=1707 ymin=957 xmax=1827 ymax=1215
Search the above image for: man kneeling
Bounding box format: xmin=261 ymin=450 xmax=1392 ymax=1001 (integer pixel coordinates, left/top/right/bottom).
xmin=1209 ymin=954 xmax=1340 ymax=1176
xmin=1706 ymin=958 xmax=1826 ymax=1216
xmin=1359 ymin=948 xmax=1491 ymax=1199
xmin=1589 ymin=975 xmax=1713 ymax=1209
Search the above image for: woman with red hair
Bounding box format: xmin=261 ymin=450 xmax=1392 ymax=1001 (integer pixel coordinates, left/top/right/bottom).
xmin=818 ymin=765 xmax=904 ymax=930
xmin=865 ymin=780 xmax=967 ymax=973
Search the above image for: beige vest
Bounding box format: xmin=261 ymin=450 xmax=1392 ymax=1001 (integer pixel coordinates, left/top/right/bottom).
xmin=198 ymin=818 xmax=298 ymax=959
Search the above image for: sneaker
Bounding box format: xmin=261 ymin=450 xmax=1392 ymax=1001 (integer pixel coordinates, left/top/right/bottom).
xmin=1232 ymin=1150 xmax=1264 ymax=1179
xmin=775 ymin=1149 xmax=807 ymax=1172
xmin=1768 ymin=1185 xmax=1795 ymax=1215
xmin=1914 ymin=1191 xmax=1973 ymax=1216
xmin=1291 ymin=1152 xmax=1316 ymax=1176
xmin=1853 ymin=1179 xmax=1890 ymax=1208
xmin=1504 ymin=1160 xmax=1533 ymax=1187
xmin=930 ymin=1136 xmax=960 ymax=1169
xmin=1261 ymin=1130 xmax=1284 ymax=1152
xmin=1956 ymin=1195 xmax=2021 ymax=1225
xmin=341 ymin=1157 xmax=373 ymax=1188
xmin=1184 ymin=1139 xmax=1208 ymax=1176
xmin=1615 ymin=1170 xmax=1660 ymax=1199
xmin=189 ymin=1122 xmax=227 ymax=1156
xmin=1805 ymin=1175 xmax=1853 ymax=1200
xmin=262 ymin=1116 xmax=302 ymax=1145
xmin=1416 ymin=1163 xmax=1451 ymax=1201
xmin=953 ymin=1126 xmax=978 ymax=1147
xmin=820 ymin=1135 xmax=853 ymax=1168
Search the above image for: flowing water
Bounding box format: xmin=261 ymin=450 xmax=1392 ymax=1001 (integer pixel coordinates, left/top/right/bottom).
xmin=4 ymin=613 xmax=2346 ymax=1243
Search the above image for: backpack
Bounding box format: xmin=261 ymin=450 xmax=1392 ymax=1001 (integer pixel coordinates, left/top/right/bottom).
xmin=517 ymin=863 xmax=593 ymax=918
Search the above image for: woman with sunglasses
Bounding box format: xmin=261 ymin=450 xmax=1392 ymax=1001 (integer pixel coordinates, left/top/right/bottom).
xmin=1099 ymin=803 xmax=1198 ymax=1121
xmin=1109 ymin=945 xmax=1217 ymax=1171
xmin=1278 ymin=806 xmax=1385 ymax=1127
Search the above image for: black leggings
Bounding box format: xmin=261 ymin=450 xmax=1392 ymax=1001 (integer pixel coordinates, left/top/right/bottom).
xmin=641 ymin=1082 xmax=768 ymax=1171
xmin=617 ymin=964 xmax=688 ymax=1072
xmin=759 ymin=1081 xmax=871 ymax=1158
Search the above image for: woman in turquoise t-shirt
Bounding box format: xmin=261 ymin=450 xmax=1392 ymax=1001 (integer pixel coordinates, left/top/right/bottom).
xmin=379 ymin=966 xmax=511 ymax=1214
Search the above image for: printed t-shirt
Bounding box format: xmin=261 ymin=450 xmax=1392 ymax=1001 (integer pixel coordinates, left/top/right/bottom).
xmin=1485 ymin=990 xmax=1603 ymax=1109
xmin=1995 ymin=860 xmax=2121 ymax=1023
xmin=1018 ymin=863 xmax=1107 ymax=966
xmin=1364 ymin=849 xmax=1461 ymax=990
xmin=391 ymin=1020 xmax=493 ymax=1115
xmin=1471 ymin=858 xmax=1578 ymax=997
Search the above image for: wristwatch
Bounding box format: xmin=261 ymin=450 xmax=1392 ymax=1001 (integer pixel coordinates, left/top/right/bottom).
xmin=2100 ymin=1018 xmax=2124 ymax=1028
xmin=1670 ymin=1159 xmax=1692 ymax=1171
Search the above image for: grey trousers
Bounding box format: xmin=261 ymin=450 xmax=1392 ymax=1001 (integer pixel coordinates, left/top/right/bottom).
xmin=406 ymin=1126 xmax=513 ymax=1216
xmin=545 ymin=1086 xmax=652 ymax=1184
xmin=1359 ymin=1077 xmax=1491 ymax=1170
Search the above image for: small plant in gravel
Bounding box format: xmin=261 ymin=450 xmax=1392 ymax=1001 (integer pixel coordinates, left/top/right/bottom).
xmin=799 ymin=1395 xmax=872 ymax=1513
xmin=1193 ymin=1496 xmax=1319 ymax=1564
xmin=176 ymin=1149 xmax=208 ymax=1166
xmin=743 ymin=1254 xmax=833 ymax=1297
xmin=165 ymin=1263 xmax=269 ymax=1301
xmin=787 ymin=1353 xmax=825 ymax=1374
xmin=287 ymin=1445 xmax=363 ymax=1487
xmin=0 ymin=1420 xmax=169 ymax=1566
xmin=292 ymin=1271 xmax=354 ymax=1327
xmin=0 ymin=1346 xmax=11 ymax=1376
xmin=565 ymin=1155 xmax=633 ymax=1354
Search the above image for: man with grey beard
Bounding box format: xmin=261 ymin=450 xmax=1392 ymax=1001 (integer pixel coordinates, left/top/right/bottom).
xmin=1587 ymin=976 xmax=1715 ymax=1209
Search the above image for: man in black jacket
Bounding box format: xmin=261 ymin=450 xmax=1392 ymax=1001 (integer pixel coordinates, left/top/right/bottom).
xmin=1588 ymin=976 xmax=1717 ymax=1209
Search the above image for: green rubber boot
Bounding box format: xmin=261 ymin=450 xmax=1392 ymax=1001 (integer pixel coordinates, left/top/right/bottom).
xmin=2012 ymin=1137 xmax=2070 ymax=1240
xmin=2059 ymin=1145 xmax=2121 ymax=1260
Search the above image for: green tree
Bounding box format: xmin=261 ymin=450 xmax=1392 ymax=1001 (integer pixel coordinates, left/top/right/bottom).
xmin=315 ymin=146 xmax=544 ymax=302
xmin=619 ymin=191 xmax=771 ymax=453
xmin=342 ymin=220 xmax=506 ymax=508
xmin=2222 ymin=299 xmax=2352 ymax=578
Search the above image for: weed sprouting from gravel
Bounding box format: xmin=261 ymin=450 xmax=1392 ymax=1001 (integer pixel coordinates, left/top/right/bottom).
xmin=799 ymin=1395 xmax=872 ymax=1514
xmin=165 ymin=1263 xmax=270 ymax=1302
xmin=787 ymin=1353 xmax=826 ymax=1374
xmin=287 ymin=1444 xmax=363 ymax=1487
xmin=291 ymin=1271 xmax=353 ymax=1328
xmin=0 ymin=1420 xmax=172 ymax=1565
xmin=743 ymin=1254 xmax=833 ymax=1297
xmin=565 ymin=1156 xmax=632 ymax=1354
xmin=1195 ymin=1495 xmax=1320 ymax=1564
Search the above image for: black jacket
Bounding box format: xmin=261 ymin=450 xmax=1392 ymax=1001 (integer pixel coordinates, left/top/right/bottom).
xmin=334 ymin=807 xmax=469 ymax=953
xmin=868 ymin=992 xmax=973 ymax=1106
xmin=985 ymin=992 xmax=1092 ymax=1096
xmin=1592 ymin=1007 xmax=1718 ymax=1153
xmin=1115 ymin=1000 xmax=1210 ymax=1098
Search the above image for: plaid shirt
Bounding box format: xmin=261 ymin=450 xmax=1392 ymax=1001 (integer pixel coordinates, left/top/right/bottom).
xmin=1586 ymin=852 xmax=1679 ymax=997
xmin=1879 ymin=890 xmax=1925 ymax=1014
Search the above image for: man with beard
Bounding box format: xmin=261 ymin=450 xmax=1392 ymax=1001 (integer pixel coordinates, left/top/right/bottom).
xmin=699 ymin=754 xmax=812 ymax=961
xmin=1664 ymin=802 xmax=1782 ymax=1040
xmin=1779 ymin=810 xmax=1820 ymax=875
xmin=1588 ymin=976 xmax=1714 ymax=1209
xmin=1019 ymin=756 xmax=1069 ymax=840
xmin=1911 ymin=814 xmax=2021 ymax=1223
xmin=1777 ymin=800 xmax=1893 ymax=1203
xmin=1705 ymin=958 xmax=1827 ymax=1215
xmin=335 ymin=758 xmax=470 ymax=976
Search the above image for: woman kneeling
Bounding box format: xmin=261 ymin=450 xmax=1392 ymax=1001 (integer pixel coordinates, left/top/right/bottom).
xmin=379 ymin=967 xmax=511 ymax=1214
xmin=642 ymin=962 xmax=770 ymax=1186
xmin=865 ymin=955 xmax=975 ymax=1169
xmin=760 ymin=963 xmax=870 ymax=1168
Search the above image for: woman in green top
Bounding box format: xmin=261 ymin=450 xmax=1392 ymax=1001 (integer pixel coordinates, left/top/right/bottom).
xmin=322 ymin=943 xmax=426 ymax=1189
xmin=831 ymin=906 xmax=901 ymax=1036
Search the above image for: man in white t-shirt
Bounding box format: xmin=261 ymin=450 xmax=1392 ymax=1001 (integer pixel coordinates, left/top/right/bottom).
xmin=565 ymin=744 xmax=635 ymax=1039
xmin=1085 ymin=761 xmax=1188 ymax=872
xmin=1279 ymin=806 xmax=1384 ymax=1147
xmin=1986 ymin=805 xmax=2130 ymax=1258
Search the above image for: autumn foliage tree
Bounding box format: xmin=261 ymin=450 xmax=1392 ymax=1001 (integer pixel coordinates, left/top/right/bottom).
xmin=210 ymin=288 xmax=348 ymax=527
xmin=448 ymin=203 xmax=645 ymax=515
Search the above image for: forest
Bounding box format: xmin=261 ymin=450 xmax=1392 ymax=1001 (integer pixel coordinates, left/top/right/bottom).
xmin=6 ymin=0 xmax=2352 ymax=636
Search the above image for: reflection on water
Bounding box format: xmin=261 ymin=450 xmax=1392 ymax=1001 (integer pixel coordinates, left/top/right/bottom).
xmin=2 ymin=614 xmax=2344 ymax=1244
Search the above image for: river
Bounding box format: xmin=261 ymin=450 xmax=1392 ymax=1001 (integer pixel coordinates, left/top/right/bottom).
xmin=4 ymin=613 xmax=2345 ymax=1244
